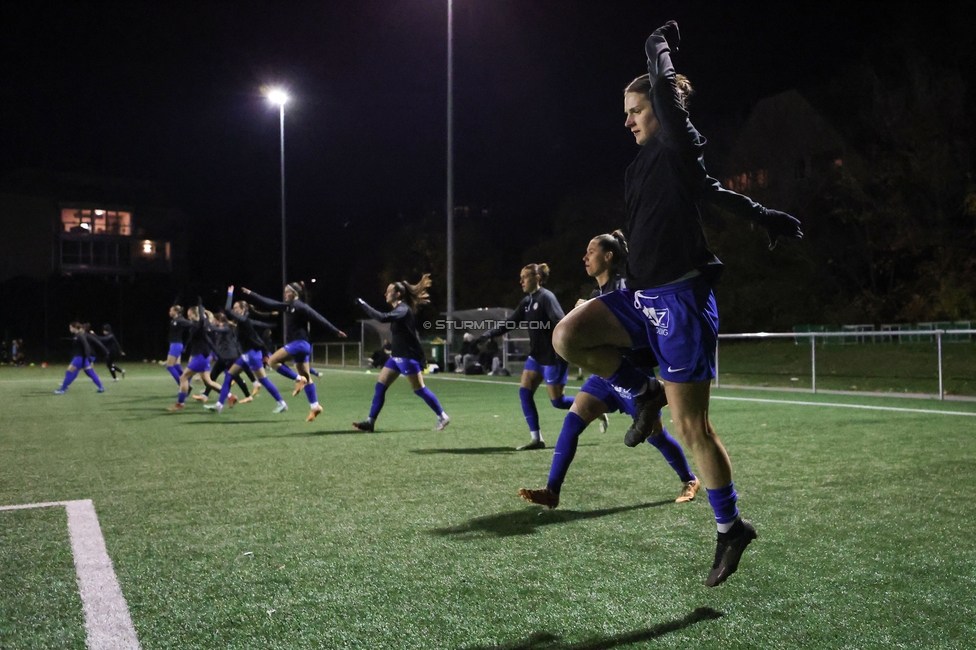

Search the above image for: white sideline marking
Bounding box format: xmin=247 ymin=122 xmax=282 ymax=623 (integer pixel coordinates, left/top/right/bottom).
xmin=0 ymin=499 xmax=141 ymax=649
xmin=323 ymin=368 xmax=976 ymax=418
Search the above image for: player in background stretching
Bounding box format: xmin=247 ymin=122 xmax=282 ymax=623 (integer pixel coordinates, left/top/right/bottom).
xmin=192 ymin=312 xmax=252 ymax=404
xmin=553 ymin=22 xmax=801 ymax=586
xmin=96 ymin=324 xmax=125 ymax=381
xmin=54 ymin=322 xmax=108 ymax=394
xmin=481 ymin=264 xmax=571 ymax=451
xmin=242 ymin=282 xmax=347 ymax=422
xmin=165 ymin=305 xmax=190 ymax=386
xmin=351 ymin=274 xmax=449 ymax=432
xmin=206 ymin=286 xmax=288 ymax=414
xmin=519 ymin=231 xmax=699 ymax=509
xmin=169 ymin=300 xmax=222 ymax=411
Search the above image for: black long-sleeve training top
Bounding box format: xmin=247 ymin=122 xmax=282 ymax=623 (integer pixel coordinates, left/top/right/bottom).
xmin=95 ymin=332 xmax=123 ymax=356
xmin=168 ymin=315 xmax=191 ymax=344
xmin=624 ymin=25 xmax=771 ymax=289
xmin=356 ymin=300 xmax=427 ymax=363
xmin=589 ymin=273 xmax=627 ymax=300
xmin=485 ymin=287 xmax=565 ymax=366
xmin=246 ymin=292 xmax=341 ymax=343
xmin=70 ymin=333 xmax=108 ymax=359
xmin=224 ymin=292 xmax=275 ymax=354
xmin=185 ymin=301 xmax=213 ymax=358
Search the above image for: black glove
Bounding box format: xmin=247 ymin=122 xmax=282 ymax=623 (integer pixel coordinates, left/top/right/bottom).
xmin=756 ymin=208 xmax=803 ymax=250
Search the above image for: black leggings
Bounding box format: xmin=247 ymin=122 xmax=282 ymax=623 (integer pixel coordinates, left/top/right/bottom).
xmin=203 ymin=359 xmax=251 ymax=397
xmin=105 ymin=353 xmax=123 ymax=379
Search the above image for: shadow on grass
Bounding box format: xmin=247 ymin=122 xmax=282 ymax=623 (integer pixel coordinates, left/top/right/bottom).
xmin=462 ymin=607 xmax=724 ymax=649
xmin=412 ymin=446 xmax=517 ymax=455
xmin=430 ymin=500 xmax=672 ymax=539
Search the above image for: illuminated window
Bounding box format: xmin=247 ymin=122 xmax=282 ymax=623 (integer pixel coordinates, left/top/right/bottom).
xmin=61 ymin=208 xmax=132 ymax=235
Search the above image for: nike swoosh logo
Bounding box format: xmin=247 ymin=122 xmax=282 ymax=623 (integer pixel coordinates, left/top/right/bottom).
xmin=668 ymin=366 xmax=687 ymax=373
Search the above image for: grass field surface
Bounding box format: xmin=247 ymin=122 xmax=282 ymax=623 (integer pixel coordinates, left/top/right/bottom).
xmin=2 ymin=365 xmax=975 ymax=649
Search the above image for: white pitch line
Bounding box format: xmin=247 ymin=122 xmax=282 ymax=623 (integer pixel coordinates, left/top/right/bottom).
xmin=322 ymin=368 xmax=976 ymax=418
xmin=0 ymin=499 xmax=141 ymax=650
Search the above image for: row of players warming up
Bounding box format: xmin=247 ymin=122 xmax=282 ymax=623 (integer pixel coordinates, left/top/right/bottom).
xmin=160 ymin=278 xmax=450 ymax=429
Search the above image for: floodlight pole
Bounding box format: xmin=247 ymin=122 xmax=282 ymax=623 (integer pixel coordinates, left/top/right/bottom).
xmin=446 ymin=0 xmax=455 ymax=364
xmin=278 ymin=101 xmax=288 ymax=342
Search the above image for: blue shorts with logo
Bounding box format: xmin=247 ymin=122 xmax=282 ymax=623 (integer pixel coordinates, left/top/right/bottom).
xmin=188 ymin=354 xmax=211 ymax=373
xmin=524 ymin=355 xmax=569 ymax=385
xmin=70 ymin=356 xmax=95 ymax=369
xmin=596 ymin=276 xmax=718 ymax=383
xmin=236 ymin=349 xmax=264 ymax=371
xmin=283 ymin=339 xmax=312 ymax=363
xmin=168 ymin=342 xmax=184 ymax=358
xmin=580 ymin=375 xmax=636 ymax=417
xmin=385 ymin=356 xmax=424 ymax=376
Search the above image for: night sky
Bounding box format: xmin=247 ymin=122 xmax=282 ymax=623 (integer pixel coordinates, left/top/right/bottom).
xmin=1 ymin=1 xmax=969 ymax=298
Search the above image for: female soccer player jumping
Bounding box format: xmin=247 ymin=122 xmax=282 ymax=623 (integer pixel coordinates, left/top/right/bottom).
xmin=553 ymin=22 xmax=801 ymax=587
xmin=481 ymin=264 xmax=571 ymax=451
xmin=169 ymin=301 xmax=222 ymax=411
xmin=165 ymin=305 xmax=190 ymax=386
xmin=242 ymin=282 xmax=346 ymax=421
xmin=351 ymin=274 xmax=449 ymax=433
xmin=54 ymin=322 xmax=109 ymax=394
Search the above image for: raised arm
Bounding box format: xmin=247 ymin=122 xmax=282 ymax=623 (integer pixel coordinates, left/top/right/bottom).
xmin=224 ymin=286 xmax=235 ymax=312
xmin=356 ymin=299 xmax=408 ymax=324
xmin=86 ymin=333 xmax=109 ymax=356
xmin=645 ymin=21 xmax=701 ymax=152
xmin=241 ymin=288 xmax=287 ymax=311
xmin=702 ymin=175 xmax=803 ymax=249
xmin=298 ymin=301 xmax=345 ymax=337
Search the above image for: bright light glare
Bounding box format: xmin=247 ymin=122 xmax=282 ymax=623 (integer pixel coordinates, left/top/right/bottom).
xmin=266 ymin=88 xmax=289 ymax=105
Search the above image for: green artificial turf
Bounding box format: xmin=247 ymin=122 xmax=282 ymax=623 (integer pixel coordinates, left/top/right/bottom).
xmin=1 ymin=365 xmax=975 ymax=649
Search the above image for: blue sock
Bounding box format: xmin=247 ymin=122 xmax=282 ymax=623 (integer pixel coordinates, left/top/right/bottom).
xmin=177 ymin=391 xmax=188 ymax=404
xmin=706 ymin=483 xmax=739 ymax=526
xmin=175 ymin=364 xmax=184 ymax=377
xmin=303 ymin=382 xmax=318 ymax=405
xmin=258 ymin=377 xmax=283 ymax=402
xmin=218 ymin=373 xmax=234 ymax=405
xmin=547 ymin=412 xmax=587 ymax=494
xmin=607 ymin=358 xmax=649 ymax=395
xmin=277 ymin=364 xmax=299 ymax=381
xmin=519 ymin=387 xmax=540 ymax=433
xmin=369 ymin=382 xmax=388 ymax=419
xmin=647 ymin=427 xmax=695 ymax=483
xmin=60 ymin=369 xmax=80 ymax=391
xmin=83 ymin=368 xmax=103 ymax=390
xmin=166 ymin=365 xmax=181 ymax=384
xmin=413 ymin=387 xmax=444 ymax=415
xmin=310 ymin=368 xmax=321 ymax=377
xmin=550 ymin=395 xmax=574 ymax=409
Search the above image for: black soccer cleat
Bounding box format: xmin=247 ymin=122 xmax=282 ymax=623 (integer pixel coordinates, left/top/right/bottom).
xmin=623 ymin=380 xmax=668 ymax=447
xmin=352 ymin=420 xmax=374 ymax=433
xmin=705 ymin=518 xmax=758 ymax=587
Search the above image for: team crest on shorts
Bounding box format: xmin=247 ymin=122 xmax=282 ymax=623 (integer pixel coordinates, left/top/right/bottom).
xmin=641 ymin=306 xmax=670 ymax=336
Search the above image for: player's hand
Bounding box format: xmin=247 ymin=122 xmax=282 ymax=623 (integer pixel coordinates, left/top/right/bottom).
xmin=758 ymin=208 xmax=803 ymax=250
xmin=338 ymin=331 xmax=348 ymax=339
xmin=241 ymin=287 xmax=251 ymax=294
xmin=574 ymin=298 xmax=587 ymax=309
xmin=658 ymin=20 xmax=680 ymax=51
xmin=227 ymin=285 xmax=234 ymax=293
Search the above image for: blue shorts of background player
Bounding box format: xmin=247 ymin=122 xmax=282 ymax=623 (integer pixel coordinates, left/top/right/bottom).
xmin=236 ymin=349 xmax=265 ymax=372
xmin=168 ymin=342 xmax=184 ymax=358
xmin=595 ymin=276 xmax=718 ymax=384
xmin=283 ymin=340 xmax=312 ymax=364
xmin=69 ymin=356 xmax=96 ymax=370
xmin=385 ymin=356 xmax=424 ymax=376
xmin=187 ymin=354 xmax=211 ymax=373
xmin=524 ymin=356 xmax=570 ymax=385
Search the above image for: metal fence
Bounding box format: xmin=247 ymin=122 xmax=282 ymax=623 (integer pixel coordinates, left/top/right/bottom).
xmin=312 ymin=342 xmax=363 ymax=368
xmin=716 ymin=329 xmax=976 ymax=401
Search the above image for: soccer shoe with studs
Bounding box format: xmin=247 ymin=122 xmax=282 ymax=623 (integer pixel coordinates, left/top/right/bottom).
xmin=518 ymin=487 xmax=559 ymax=509
xmin=96 ymin=387 xmax=106 ymax=393
xmin=204 ymin=403 xmax=223 ymax=413
xmin=292 ymin=376 xmax=308 ymax=396
xmin=598 ymin=413 xmax=610 ymax=433
xmin=226 ymin=393 xmax=238 ymax=408
xmin=352 ymin=420 xmax=375 ymax=432
xmin=272 ymin=402 xmax=289 ymax=414
xmin=251 ymin=383 xmax=260 ymax=397
xmin=54 ymin=389 xmax=66 ymax=395
xmin=705 ymin=518 xmax=758 ymax=587
xmin=434 ymin=413 xmax=451 ymax=431
xmin=675 ymin=477 xmax=701 ymax=503
xmin=191 ymin=393 xmax=208 ymax=402
xmin=623 ymin=381 xmax=668 ymax=447
xmin=516 ymin=440 xmax=546 ymax=451
xmin=306 ymin=405 xmax=323 ymax=422
xmin=238 ymin=396 xmax=253 ymax=404
xmin=168 ymin=403 xmax=185 ymax=411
